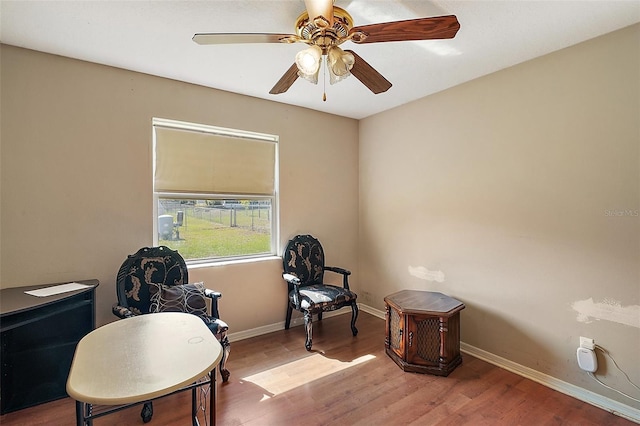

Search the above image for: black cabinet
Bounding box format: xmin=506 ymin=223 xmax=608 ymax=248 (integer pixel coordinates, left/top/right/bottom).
xmin=0 ymin=280 xmax=98 ymax=414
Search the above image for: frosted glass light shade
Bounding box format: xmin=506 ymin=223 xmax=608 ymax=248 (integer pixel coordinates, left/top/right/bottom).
xmin=295 ymin=45 xmax=323 ymax=84
xmin=327 ymin=46 xmax=354 ymax=85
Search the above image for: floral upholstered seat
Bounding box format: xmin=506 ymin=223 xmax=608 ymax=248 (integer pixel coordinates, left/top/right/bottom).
xmin=282 ymin=234 xmax=358 ymax=350
xmin=112 ymin=246 xmax=230 ymax=423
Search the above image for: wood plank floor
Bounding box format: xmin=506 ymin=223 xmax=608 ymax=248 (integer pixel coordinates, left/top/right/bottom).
xmin=1 ymin=312 xmax=634 ymax=426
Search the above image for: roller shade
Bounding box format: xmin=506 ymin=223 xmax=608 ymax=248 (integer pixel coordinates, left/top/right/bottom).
xmin=154 ymin=125 xmax=277 ymax=196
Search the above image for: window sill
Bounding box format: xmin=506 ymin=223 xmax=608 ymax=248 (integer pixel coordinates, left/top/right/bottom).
xmin=187 ymin=255 xmax=281 ymax=269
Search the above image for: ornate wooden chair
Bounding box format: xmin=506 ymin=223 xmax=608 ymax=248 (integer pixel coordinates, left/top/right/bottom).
xmin=112 ymin=246 xmax=230 ymax=423
xmin=282 ymin=234 xmax=358 ymax=350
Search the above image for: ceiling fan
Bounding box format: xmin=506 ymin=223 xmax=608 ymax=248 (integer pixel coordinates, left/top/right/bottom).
xmin=193 ymin=0 xmax=460 ymax=99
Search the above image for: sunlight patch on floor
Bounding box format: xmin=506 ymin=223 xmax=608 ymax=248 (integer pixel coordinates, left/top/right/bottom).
xmin=242 ymin=354 xmax=376 ymax=398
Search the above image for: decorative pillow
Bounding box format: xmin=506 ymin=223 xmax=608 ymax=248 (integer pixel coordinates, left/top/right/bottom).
xmin=149 ymin=282 xmax=208 ymax=320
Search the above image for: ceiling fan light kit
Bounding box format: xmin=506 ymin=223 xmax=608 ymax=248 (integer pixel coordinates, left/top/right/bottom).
xmin=296 ymin=45 xmax=322 ymax=83
xmin=193 ymin=1 xmax=460 ymax=98
xmin=296 ymin=45 xmax=322 ymax=71
xmin=326 ymin=46 xmax=354 ymax=84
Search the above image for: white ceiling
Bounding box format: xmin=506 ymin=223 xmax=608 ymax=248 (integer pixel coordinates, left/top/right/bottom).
xmin=1 ymin=1 xmax=639 ymax=119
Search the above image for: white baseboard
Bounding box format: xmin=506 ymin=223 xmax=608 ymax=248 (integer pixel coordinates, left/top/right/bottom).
xmin=227 ymin=304 xmax=360 ymax=342
xmin=460 ymin=342 xmax=640 ymax=423
xmin=359 ymin=303 xmax=386 ymax=319
xmin=227 ymin=303 xmax=639 ymax=423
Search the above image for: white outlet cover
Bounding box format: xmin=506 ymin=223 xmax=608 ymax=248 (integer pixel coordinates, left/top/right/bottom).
xmin=576 ymin=347 xmax=597 ymax=372
xmin=580 ymin=336 xmax=595 ymax=350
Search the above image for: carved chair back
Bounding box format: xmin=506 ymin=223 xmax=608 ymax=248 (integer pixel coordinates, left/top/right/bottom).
xmin=282 ymin=234 xmax=326 ymax=290
xmin=115 ymin=246 xmax=188 ymax=316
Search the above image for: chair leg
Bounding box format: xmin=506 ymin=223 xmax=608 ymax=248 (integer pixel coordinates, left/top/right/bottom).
xmin=141 ymin=401 xmax=153 ymax=423
xmin=285 ymin=305 xmax=293 ymax=330
xmin=318 ymin=311 xmax=323 ymax=321
xmin=219 ymin=332 xmax=231 ymax=382
xmin=350 ymin=303 xmax=359 ymax=336
xmin=303 ymin=310 xmax=313 ymax=351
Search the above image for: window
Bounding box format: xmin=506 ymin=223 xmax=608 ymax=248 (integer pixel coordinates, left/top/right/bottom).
xmin=153 ymin=118 xmax=278 ymax=263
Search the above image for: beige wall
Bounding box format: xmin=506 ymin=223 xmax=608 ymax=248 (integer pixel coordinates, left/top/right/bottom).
xmin=0 ymin=45 xmax=360 ymax=330
xmin=1 ymin=23 xmax=638 ymax=414
xmin=359 ymin=24 xmax=639 ymax=409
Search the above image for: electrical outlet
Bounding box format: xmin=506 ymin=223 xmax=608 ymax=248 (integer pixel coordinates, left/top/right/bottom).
xmin=580 ymin=336 xmax=595 ymax=350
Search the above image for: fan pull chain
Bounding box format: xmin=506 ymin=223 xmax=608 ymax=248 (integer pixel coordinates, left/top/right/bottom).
xmin=323 ymin=58 xmax=327 ymax=101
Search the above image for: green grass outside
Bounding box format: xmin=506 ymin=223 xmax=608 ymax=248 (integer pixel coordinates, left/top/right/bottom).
xmin=160 ymin=207 xmax=271 ymax=260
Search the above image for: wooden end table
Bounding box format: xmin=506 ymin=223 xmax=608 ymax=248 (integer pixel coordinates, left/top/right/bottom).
xmin=384 ymin=290 xmax=465 ymax=376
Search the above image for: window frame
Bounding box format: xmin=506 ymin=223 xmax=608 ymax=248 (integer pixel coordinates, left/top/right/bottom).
xmin=152 ymin=118 xmax=279 ymax=264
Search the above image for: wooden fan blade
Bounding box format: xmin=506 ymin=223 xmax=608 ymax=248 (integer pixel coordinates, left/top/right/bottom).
xmin=345 ymin=50 xmax=392 ymax=94
xmin=350 ymin=15 xmax=460 ymax=44
xmin=304 ymin=0 xmax=334 ymax=25
xmin=269 ymin=63 xmax=299 ymax=95
xmin=193 ymin=33 xmax=298 ymax=45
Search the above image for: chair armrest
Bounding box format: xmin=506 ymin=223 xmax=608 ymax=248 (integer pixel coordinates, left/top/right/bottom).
xmin=282 ymin=273 xmax=303 ymax=309
xmin=203 ymin=289 xmax=222 ymax=319
xmin=112 ymin=303 xmax=135 ymax=319
xmin=282 ymin=273 xmax=301 ymax=285
xmin=204 ymin=288 xmax=222 ymax=299
xmin=324 ymin=266 xmax=351 ymax=276
xmin=324 ymin=266 xmax=352 ymax=290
